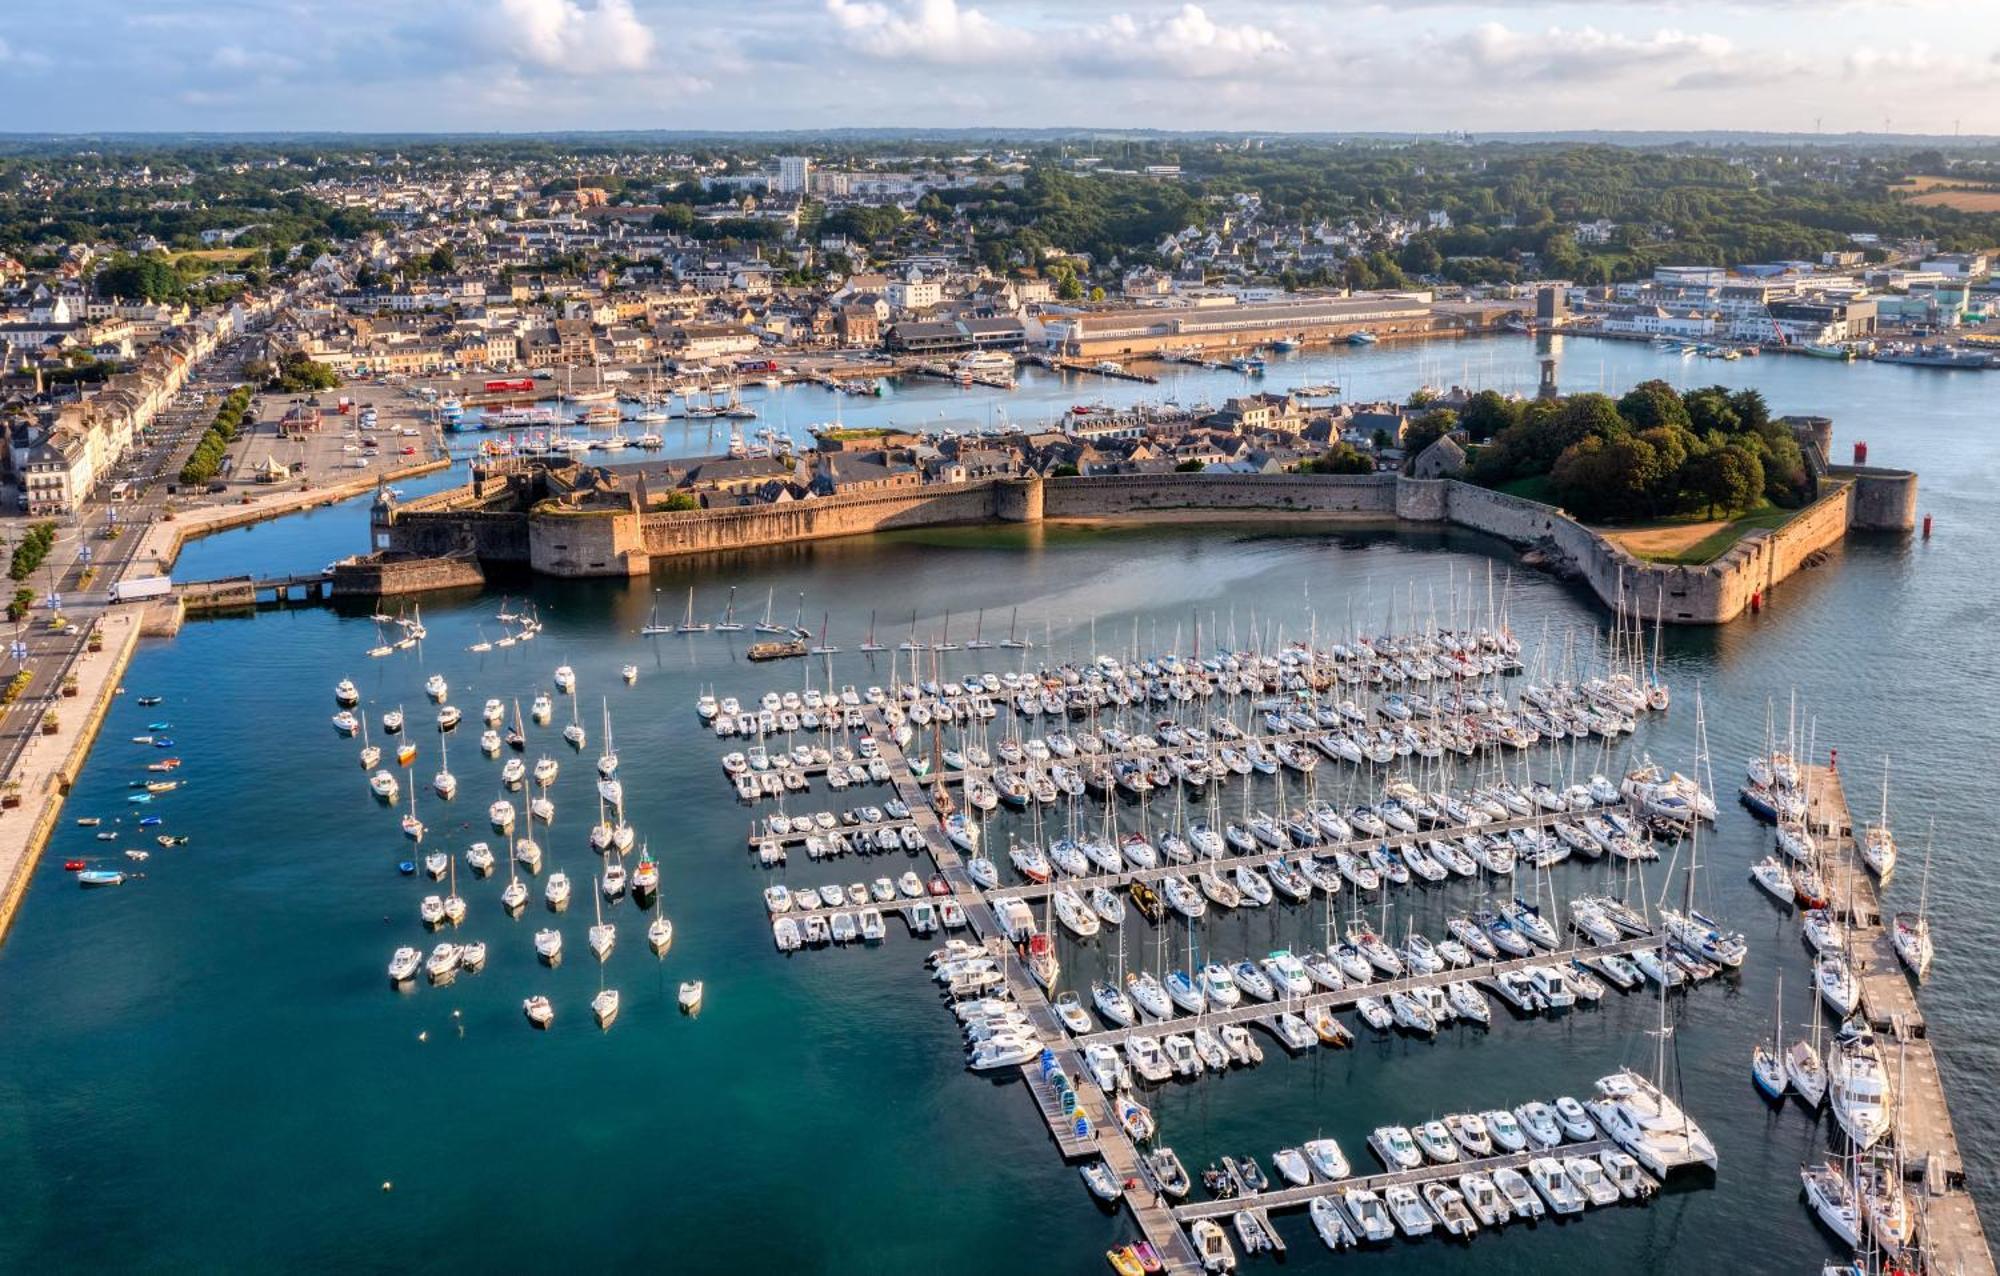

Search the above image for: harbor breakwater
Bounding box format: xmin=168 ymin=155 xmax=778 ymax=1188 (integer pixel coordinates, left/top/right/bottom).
xmin=376 ymin=464 xmax=1917 ymax=625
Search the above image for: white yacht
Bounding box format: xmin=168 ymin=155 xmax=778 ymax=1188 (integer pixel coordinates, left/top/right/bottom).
xmin=1587 ymin=1069 xmax=1717 ymax=1176
xmin=1828 ymin=1026 xmax=1894 ymax=1150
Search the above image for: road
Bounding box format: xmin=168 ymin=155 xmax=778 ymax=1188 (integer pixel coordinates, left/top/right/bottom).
xmin=0 ymin=333 xmax=268 ymax=790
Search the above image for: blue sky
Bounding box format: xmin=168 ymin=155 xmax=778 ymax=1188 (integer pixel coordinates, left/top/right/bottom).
xmin=3 ymin=0 xmax=1996 ymax=135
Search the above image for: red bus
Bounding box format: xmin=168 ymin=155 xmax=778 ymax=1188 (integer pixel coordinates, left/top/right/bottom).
xmin=485 ymin=378 xmax=536 ymax=394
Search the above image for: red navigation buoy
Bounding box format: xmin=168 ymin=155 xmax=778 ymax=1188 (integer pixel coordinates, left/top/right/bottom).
xmin=1750 ymin=589 xmax=1762 ymax=614
xmin=1854 ymin=441 xmax=1868 ymax=464
xmin=1923 ymin=513 xmax=1933 ymax=539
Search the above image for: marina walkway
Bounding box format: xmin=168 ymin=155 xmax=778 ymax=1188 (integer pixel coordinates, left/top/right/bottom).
xmin=1807 ymin=764 xmax=1993 ymax=1276
xmin=868 ymin=710 xmax=1205 ymax=1274
xmin=1171 ymin=1138 xmax=1623 ymax=1222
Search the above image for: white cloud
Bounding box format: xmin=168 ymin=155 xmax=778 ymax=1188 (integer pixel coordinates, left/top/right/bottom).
xmin=1443 ymin=22 xmax=1735 ymax=82
xmin=824 ymin=0 xmax=1028 ymax=63
xmin=1086 ymin=5 xmax=1289 ymax=77
xmin=491 ymin=0 xmax=656 ymax=73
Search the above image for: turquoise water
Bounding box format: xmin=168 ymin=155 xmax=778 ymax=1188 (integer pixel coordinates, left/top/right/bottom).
xmin=1 ymin=337 xmax=1993 ymax=1273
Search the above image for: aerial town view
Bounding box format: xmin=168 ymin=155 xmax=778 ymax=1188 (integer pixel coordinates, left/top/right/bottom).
xmin=4 ymin=2 xmax=2000 ymax=1272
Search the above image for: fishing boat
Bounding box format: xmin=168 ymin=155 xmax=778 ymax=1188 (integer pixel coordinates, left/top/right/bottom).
xmin=523 ymin=995 xmax=554 ymax=1029
xmin=678 ymin=979 xmax=704 ymax=1013
xmin=77 ymin=869 xmax=126 ymax=887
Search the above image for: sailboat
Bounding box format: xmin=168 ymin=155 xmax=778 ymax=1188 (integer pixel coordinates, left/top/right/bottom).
xmin=1893 ymin=820 xmax=1933 ymax=979
xmin=640 ymin=591 xmax=674 ymax=636
xmin=1752 ymin=972 xmax=1787 ymax=1099
xmin=647 ymin=853 xmax=674 ymax=955
xmin=715 ymin=585 xmax=745 ymax=632
xmin=965 ymin=608 xmax=994 ymax=650
xmin=809 ymin=612 xmax=840 ymax=656
xmin=755 ymin=587 xmax=787 ymax=635
xmin=506 ymin=698 xmax=527 ymax=752
xmin=1861 ymin=759 xmax=1897 ymax=878
xmin=588 ymin=876 xmax=616 ymax=961
xmin=596 ymin=698 xmax=620 ymax=779
xmin=858 ymin=609 xmax=887 ymax=653
xmin=676 ymin=586 xmax=709 ymax=634
xmin=501 ymin=825 xmax=529 ymax=915
xmin=563 ymin=696 xmax=587 ymax=750
xmin=401 ymin=769 xmax=425 ymax=841
xmin=998 ymin=606 xmax=1029 ymax=649
xmin=1786 ymin=978 xmax=1829 ymax=1107
xmin=432 ymin=731 xmax=457 ymax=801
xmin=358 ymin=714 xmax=381 ymax=771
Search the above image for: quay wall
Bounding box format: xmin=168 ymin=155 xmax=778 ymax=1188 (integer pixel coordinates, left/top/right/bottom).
xmin=330 ymin=553 xmax=485 ymax=597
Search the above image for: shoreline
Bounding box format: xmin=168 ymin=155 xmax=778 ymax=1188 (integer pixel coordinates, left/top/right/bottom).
xmin=0 ymin=451 xmax=450 ymax=945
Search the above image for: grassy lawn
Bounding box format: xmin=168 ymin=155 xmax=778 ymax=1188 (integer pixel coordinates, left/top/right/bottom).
xmin=1603 ymin=502 xmax=1795 ymax=565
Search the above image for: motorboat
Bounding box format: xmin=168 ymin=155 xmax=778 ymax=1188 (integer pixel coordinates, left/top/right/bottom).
xmin=1530 ymin=1156 xmax=1586 ymax=1215
xmin=1564 ymin=1154 xmax=1621 ymax=1207
xmin=1383 ymin=1184 xmax=1434 ymax=1237
xmin=1342 ymin=1189 xmax=1396 ymax=1243
xmin=1413 ymin=1120 xmax=1459 ymax=1164
xmin=1368 ymin=1125 xmax=1422 ymax=1172
xmin=1423 ymin=1181 xmax=1478 ymax=1236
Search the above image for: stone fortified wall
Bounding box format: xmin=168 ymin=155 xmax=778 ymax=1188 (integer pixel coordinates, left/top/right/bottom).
xmin=379 ymin=464 xmax=1915 ymax=622
xmin=1042 ymin=473 xmax=1396 ymax=517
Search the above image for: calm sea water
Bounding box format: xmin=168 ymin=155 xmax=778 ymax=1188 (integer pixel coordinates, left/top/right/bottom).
xmin=4 ymin=337 xmax=1993 ymax=1273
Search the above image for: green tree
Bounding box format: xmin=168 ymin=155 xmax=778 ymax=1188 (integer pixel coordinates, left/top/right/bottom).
xmin=1051 ymin=263 xmax=1083 ymax=301
xmin=1688 ymin=445 xmax=1765 ymax=518
xmin=96 ymin=256 xmax=182 ymax=302
xmin=1303 ymin=443 xmax=1376 ymax=474
xmin=426 ymin=245 xmax=456 ymax=274
xmin=1617 ymin=379 xmax=1692 ymax=431
xmin=1174 ymin=458 xmax=1206 ymax=472
xmin=1459 ymin=389 xmax=1520 ymax=443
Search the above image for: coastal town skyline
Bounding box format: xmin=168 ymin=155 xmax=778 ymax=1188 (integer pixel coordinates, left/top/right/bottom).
xmin=5 ymin=0 xmax=2000 ymax=135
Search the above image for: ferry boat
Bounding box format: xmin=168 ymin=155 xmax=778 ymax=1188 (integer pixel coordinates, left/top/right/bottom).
xmin=487 ymin=406 xmax=556 ymax=430
xmin=576 ymin=403 xmax=621 ymax=426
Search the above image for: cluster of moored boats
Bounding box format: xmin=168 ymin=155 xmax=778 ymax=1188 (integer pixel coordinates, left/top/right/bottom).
xmin=1110 ymin=1070 xmax=1707 ymax=1272
xmin=64 ymin=697 xmax=186 ymax=888
xmin=342 ymin=635 xmax=696 ymax=1031
xmin=1739 ymin=743 xmax=1933 ymax=1264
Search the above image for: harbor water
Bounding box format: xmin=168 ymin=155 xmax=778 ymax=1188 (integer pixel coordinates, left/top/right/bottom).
xmin=2 ymin=336 xmax=1995 ymax=1273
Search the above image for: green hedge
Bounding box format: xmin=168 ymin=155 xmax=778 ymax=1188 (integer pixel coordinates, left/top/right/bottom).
xmin=178 ymin=386 xmax=255 ymax=486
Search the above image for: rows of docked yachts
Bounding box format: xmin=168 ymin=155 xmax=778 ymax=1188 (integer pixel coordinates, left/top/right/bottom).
xmin=1739 ymin=738 xmax=1934 ymax=1268
xmin=338 ymin=640 xmax=695 ymax=1034
xmin=698 ymin=623 xmax=1728 ymax=1269
xmin=1147 ymin=1083 xmax=1683 ymax=1271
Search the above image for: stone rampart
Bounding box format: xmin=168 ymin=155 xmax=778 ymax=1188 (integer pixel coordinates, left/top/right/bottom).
xmin=641 ymin=481 xmax=1001 ymax=558
xmin=373 ymin=464 xmax=1912 ymax=623
xmin=1041 ymin=473 xmax=1397 ymax=517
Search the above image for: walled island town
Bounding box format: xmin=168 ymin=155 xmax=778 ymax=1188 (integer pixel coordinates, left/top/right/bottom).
xmin=3 ymin=4 xmax=2000 ymax=1274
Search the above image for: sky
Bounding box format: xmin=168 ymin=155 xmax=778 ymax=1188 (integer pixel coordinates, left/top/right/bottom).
xmin=3 ymin=0 xmax=1998 ymax=136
